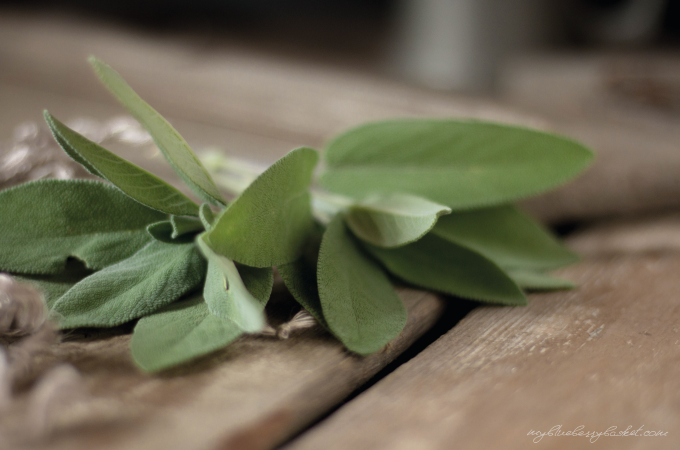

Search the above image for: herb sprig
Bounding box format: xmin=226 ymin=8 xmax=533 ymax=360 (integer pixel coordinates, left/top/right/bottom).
xmin=0 ymin=58 xmax=593 ymax=372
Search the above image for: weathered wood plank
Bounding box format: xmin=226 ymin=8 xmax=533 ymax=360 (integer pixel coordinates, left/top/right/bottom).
xmin=0 ymin=288 xmax=444 ymax=450
xmin=285 ymin=222 xmax=680 ymax=450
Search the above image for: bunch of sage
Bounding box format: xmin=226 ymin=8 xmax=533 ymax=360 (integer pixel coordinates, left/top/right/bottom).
xmin=0 ymin=58 xmax=592 ymax=372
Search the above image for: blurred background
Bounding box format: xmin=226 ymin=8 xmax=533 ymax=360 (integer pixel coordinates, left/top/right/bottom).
xmin=1 ymin=0 xmax=680 ymax=222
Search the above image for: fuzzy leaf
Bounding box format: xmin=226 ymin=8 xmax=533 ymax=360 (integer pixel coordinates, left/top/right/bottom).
xmin=238 ymin=265 xmax=274 ymax=304
xmin=317 ymin=216 xmax=407 ymax=355
xmin=0 ymin=179 xmax=166 ymax=275
xmin=51 ymin=240 xmax=205 ymax=329
xmin=199 ymin=203 xmax=216 ymax=230
xmin=89 ymin=57 xmax=226 ymax=207
xmin=321 ymin=119 xmax=593 ymax=209
xmin=278 ymin=224 xmax=327 ymax=327
xmin=364 ymin=234 xmax=527 ymax=305
xmin=197 ymin=236 xmax=266 ymax=333
xmin=508 ymin=269 xmax=575 ymax=291
xmin=432 ymin=205 xmax=578 ymax=270
xmin=131 ymin=294 xmax=243 ymax=372
xmin=205 ymin=147 xmax=318 ymax=268
xmin=171 ymin=215 xmax=204 ymax=238
xmin=345 ymin=193 xmax=451 ymax=248
xmin=44 ymin=112 xmax=200 ymax=216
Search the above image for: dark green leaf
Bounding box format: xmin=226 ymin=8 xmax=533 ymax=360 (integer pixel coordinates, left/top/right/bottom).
xmin=238 ymin=265 xmax=274 ymax=304
xmin=170 ymin=215 xmax=204 ymax=238
xmin=278 ymin=224 xmax=327 ymax=328
xmin=197 ymin=236 xmax=266 ymax=332
xmin=321 ymin=119 xmax=593 ymax=209
xmin=51 ymin=240 xmax=206 ymax=328
xmin=205 ymin=147 xmax=318 ymax=268
xmin=130 ymin=294 xmax=243 ymax=372
xmin=508 ymin=269 xmax=575 ymax=291
xmin=432 ymin=205 xmax=578 ymax=270
xmin=89 ymin=57 xmax=226 ymax=207
xmin=345 ymin=193 xmax=451 ymax=248
xmin=0 ymin=179 xmax=166 ymax=275
xmin=44 ymin=111 xmax=200 ymax=216
xmin=364 ymin=234 xmax=527 ymax=305
xmin=317 ymin=216 xmax=407 ymax=355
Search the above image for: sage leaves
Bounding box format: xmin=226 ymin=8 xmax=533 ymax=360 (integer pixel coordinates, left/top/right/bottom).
xmin=0 ymin=57 xmax=593 ymax=373
xmin=321 ymin=119 xmax=593 ymax=209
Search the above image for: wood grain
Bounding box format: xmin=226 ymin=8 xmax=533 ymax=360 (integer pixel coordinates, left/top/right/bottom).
xmin=285 ymin=223 xmax=680 ymax=450
xmin=0 ymin=288 xmax=444 ymax=450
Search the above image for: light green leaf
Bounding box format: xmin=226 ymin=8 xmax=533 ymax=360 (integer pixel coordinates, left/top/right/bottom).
xmin=199 ymin=203 xmax=216 ymax=230
xmin=197 ymin=236 xmax=266 ymax=333
xmin=51 ymin=240 xmax=205 ymax=329
xmin=508 ymin=269 xmax=575 ymax=291
xmin=432 ymin=205 xmax=578 ymax=270
xmin=205 ymin=147 xmax=318 ymax=268
xmin=89 ymin=57 xmax=226 ymax=207
xmin=345 ymin=193 xmax=451 ymax=248
xmin=317 ymin=216 xmax=407 ymax=355
xmin=0 ymin=179 xmax=166 ymax=275
xmin=278 ymin=224 xmax=327 ymax=328
xmin=131 ymin=294 xmax=243 ymax=372
xmin=364 ymin=234 xmax=527 ymax=305
xmin=170 ymin=215 xmax=204 ymax=238
xmin=15 ymin=261 xmax=92 ymax=308
xmin=44 ymin=112 xmax=200 ymax=216
xmin=321 ymin=119 xmax=593 ymax=209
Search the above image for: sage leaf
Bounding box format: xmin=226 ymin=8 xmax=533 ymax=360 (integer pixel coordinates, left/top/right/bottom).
xmin=146 ymin=221 xmax=175 ymax=243
xmin=197 ymin=236 xmax=266 ymax=333
xmin=0 ymin=179 xmax=166 ymax=275
xmin=508 ymin=269 xmax=575 ymax=291
xmin=44 ymin=112 xmax=200 ymax=216
xmin=205 ymin=147 xmax=318 ymax=268
xmin=345 ymin=193 xmax=451 ymax=248
xmin=199 ymin=203 xmax=216 ymax=230
xmin=131 ymin=294 xmax=243 ymax=372
xmin=238 ymin=265 xmax=274 ymax=304
xmin=51 ymin=240 xmax=205 ymax=329
xmin=432 ymin=205 xmax=578 ymax=270
xmin=89 ymin=57 xmax=226 ymax=207
xmin=278 ymin=224 xmax=327 ymax=328
xmin=364 ymin=234 xmax=527 ymax=305
xmin=321 ymin=120 xmax=593 ymax=209
xmin=171 ymin=215 xmax=204 ymax=238
xmin=317 ymin=216 xmax=407 ymax=355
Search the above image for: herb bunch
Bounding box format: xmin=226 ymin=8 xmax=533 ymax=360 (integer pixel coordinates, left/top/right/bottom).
xmin=0 ymin=58 xmax=592 ymax=372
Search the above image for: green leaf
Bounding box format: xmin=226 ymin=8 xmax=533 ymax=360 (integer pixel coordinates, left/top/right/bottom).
xmin=345 ymin=193 xmax=451 ymax=248
xmin=317 ymin=215 xmax=407 ymax=355
xmin=170 ymin=215 xmax=204 ymax=238
xmin=321 ymin=119 xmax=594 ymax=209
xmin=205 ymin=147 xmax=318 ymax=268
xmin=432 ymin=205 xmax=578 ymax=270
xmin=196 ymin=236 xmax=266 ymax=333
xmin=146 ymin=220 xmax=176 ymax=243
xmin=131 ymin=294 xmax=243 ymax=372
xmin=199 ymin=203 xmax=216 ymax=230
xmin=508 ymin=269 xmax=575 ymax=291
xmin=89 ymin=57 xmax=226 ymax=207
xmin=44 ymin=112 xmax=200 ymax=216
xmin=51 ymin=240 xmax=206 ymax=329
xmin=15 ymin=260 xmax=92 ymax=308
xmin=364 ymin=234 xmax=527 ymax=305
xmin=0 ymin=179 xmax=166 ymax=275
xmin=238 ymin=265 xmax=274 ymax=304
xmin=278 ymin=224 xmax=327 ymax=328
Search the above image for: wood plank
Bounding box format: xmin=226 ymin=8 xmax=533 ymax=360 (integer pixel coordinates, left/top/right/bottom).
xmin=285 ymin=222 xmax=680 ymax=450
xmin=0 ymin=288 xmax=444 ymax=450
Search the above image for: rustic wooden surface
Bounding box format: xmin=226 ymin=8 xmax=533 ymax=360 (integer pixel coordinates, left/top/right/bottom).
xmin=0 ymin=288 xmax=444 ymax=450
xmin=285 ymin=219 xmax=680 ymax=450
